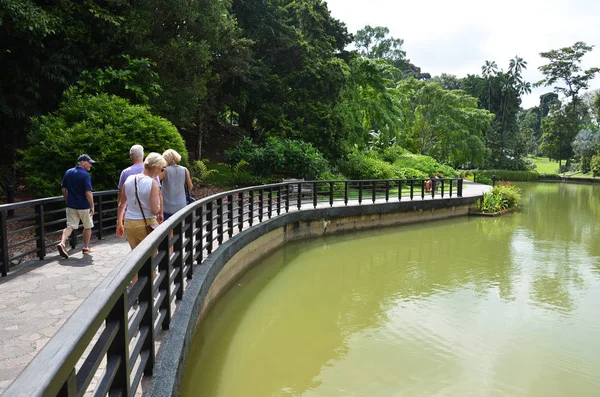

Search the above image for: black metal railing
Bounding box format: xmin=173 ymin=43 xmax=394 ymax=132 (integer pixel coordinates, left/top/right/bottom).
xmin=0 ymin=191 xmax=119 ymax=277
xmin=3 ymin=178 xmax=462 ymax=397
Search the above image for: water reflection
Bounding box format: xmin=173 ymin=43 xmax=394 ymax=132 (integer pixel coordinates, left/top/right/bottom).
xmin=181 ymin=182 xmax=600 ymax=397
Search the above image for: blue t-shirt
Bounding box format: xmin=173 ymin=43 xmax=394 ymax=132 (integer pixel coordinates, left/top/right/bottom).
xmin=61 ymin=166 xmax=93 ymax=209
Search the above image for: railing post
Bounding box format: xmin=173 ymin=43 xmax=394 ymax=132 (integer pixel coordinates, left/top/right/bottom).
xmin=35 ymin=204 xmax=46 ymax=260
xmin=450 ymin=179 xmax=453 ymax=197
xmin=297 ymin=183 xmax=301 ymax=210
xmin=441 ymin=180 xmax=445 ymax=198
xmin=358 ymin=181 xmax=363 ymax=204
xmin=372 ymin=181 xmax=376 ymax=203
xmin=258 ymin=189 xmax=264 ymax=222
xmin=174 ymin=222 xmax=184 ymax=300
xmin=329 ymin=182 xmax=334 ymax=207
xmin=458 ymin=178 xmax=463 ymax=197
xmin=7 ymin=185 xmax=14 ymax=218
xmin=196 ymin=206 xmax=204 ymax=263
xmin=57 ymin=368 xmax=77 ymax=397
xmin=285 ymin=184 xmax=290 ymax=212
xmin=398 ymin=180 xmax=402 ymax=201
xmin=184 ymin=213 xmax=194 ymax=279
xmin=158 ymin=237 xmax=171 ymax=329
xmin=1 ymin=210 xmax=8 ymax=277
xmin=217 ymin=198 xmax=224 ymax=245
xmin=140 ymin=256 xmax=155 ymax=374
xmin=277 ymin=186 xmax=282 ymax=215
xmin=206 ymin=202 xmax=213 ymax=254
xmin=410 ymin=180 xmax=414 ymax=200
xmin=313 ymin=182 xmax=317 ymax=208
xmin=385 ymin=180 xmax=390 ymax=202
xmin=431 ymin=179 xmax=435 ymax=199
xmin=344 ymin=182 xmax=348 ymax=206
xmin=96 ymin=195 xmax=104 ymax=240
xmin=421 ymin=180 xmax=426 ymax=200
xmin=106 ymin=294 xmax=131 ymax=397
xmin=267 ymin=187 xmax=273 ymax=218
xmin=248 ymin=190 xmax=254 ymax=226
xmin=238 ymin=192 xmax=244 ymax=231
xmin=227 ymin=194 xmax=234 ymax=238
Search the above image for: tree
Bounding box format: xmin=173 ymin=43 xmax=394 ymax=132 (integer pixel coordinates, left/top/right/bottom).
xmin=571 ymin=129 xmax=599 ymax=172
xmin=536 ymin=42 xmax=600 ymax=167
xmin=354 ymin=25 xmax=407 ymax=71
xmin=539 ymin=101 xmax=580 ymax=168
xmin=354 ymin=25 xmax=429 ymax=81
xmin=395 ymin=78 xmax=494 ymax=167
xmin=431 ymin=74 xmax=463 ymax=90
xmin=536 ymin=42 xmax=600 ymax=106
xmin=481 ymin=60 xmax=498 ymax=111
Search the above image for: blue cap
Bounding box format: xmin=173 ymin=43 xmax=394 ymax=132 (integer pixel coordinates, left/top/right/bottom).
xmin=77 ymin=154 xmax=96 ymax=163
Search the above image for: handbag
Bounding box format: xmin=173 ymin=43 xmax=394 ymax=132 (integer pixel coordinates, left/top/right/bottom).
xmin=185 ymin=183 xmax=195 ymax=204
xmin=134 ymin=176 xmax=155 ymax=235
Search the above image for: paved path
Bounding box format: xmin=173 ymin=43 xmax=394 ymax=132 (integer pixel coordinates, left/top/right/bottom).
xmin=0 ymin=181 xmax=490 ymax=394
xmin=0 ymin=235 xmax=131 ymax=394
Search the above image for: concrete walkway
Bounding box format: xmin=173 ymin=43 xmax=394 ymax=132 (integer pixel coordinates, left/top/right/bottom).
xmin=0 ymin=235 xmax=131 ymax=394
xmin=0 ymin=181 xmax=491 ymax=394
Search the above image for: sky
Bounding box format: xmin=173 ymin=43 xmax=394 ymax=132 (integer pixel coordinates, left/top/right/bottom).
xmin=325 ymin=0 xmax=600 ymax=109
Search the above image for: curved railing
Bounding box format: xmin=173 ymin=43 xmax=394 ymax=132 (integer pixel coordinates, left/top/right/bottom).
xmin=0 ymin=190 xmax=119 ymax=277
xmin=3 ymin=178 xmax=462 ymax=396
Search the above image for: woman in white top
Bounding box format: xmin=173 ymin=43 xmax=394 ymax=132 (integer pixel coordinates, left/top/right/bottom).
xmin=160 ymin=149 xmax=193 ymax=220
xmin=116 ymin=152 xmax=167 ymax=249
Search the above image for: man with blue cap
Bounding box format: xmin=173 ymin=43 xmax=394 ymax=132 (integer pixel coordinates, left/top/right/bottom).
xmin=57 ymin=154 xmax=96 ymax=258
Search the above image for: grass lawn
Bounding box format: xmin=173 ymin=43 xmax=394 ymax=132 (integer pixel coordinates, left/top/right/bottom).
xmin=529 ymin=156 xmax=560 ymax=174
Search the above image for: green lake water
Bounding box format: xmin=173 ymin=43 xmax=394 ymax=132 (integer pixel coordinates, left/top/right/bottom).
xmin=181 ymin=182 xmax=600 ymax=397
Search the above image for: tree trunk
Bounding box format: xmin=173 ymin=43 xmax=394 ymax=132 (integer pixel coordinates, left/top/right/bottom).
xmin=239 ymin=111 xmax=254 ymax=140
xmin=196 ymin=106 xmax=203 ymax=160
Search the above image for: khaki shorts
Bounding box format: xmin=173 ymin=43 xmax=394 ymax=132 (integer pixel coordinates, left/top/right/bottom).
xmin=124 ymin=218 xmax=158 ymax=250
xmin=66 ymin=207 xmax=94 ymax=229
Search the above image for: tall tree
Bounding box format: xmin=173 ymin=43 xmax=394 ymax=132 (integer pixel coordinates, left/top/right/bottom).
xmin=535 ymin=42 xmax=600 ymax=165
xmin=395 ymin=78 xmax=494 ymax=167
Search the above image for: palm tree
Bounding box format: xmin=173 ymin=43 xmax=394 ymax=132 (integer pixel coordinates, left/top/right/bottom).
xmin=508 ymin=56 xmax=527 ymax=83
xmin=481 ymin=60 xmax=498 ymax=111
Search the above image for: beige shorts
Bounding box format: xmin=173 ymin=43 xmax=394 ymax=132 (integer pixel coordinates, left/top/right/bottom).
xmin=66 ymin=207 xmax=94 ymax=229
xmin=124 ymin=218 xmax=158 ymax=250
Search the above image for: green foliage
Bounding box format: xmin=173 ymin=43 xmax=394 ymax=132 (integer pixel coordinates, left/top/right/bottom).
xmin=476 ymin=170 xmax=540 ymax=182
xmin=19 ymin=92 xmax=187 ymax=197
xmin=401 ymin=168 xmax=429 ymax=179
xmin=538 ymin=172 xmax=562 ymax=179
xmin=395 ymin=78 xmax=493 ymax=167
xmin=225 ymin=137 xmax=330 ymax=180
xmin=379 ymin=145 xmax=408 ymax=163
xmin=75 ymin=56 xmax=162 ymax=105
xmin=592 ymin=154 xmax=600 ymax=177
xmin=392 ymin=153 xmax=459 ymax=178
xmin=339 ymin=150 xmax=400 ymax=180
xmin=189 ymin=159 xmax=219 ymax=185
xmin=476 ymin=182 xmax=521 ymax=213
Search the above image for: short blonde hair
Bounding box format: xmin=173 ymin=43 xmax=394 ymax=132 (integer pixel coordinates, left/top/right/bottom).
xmin=162 ymin=149 xmax=182 ymax=165
xmin=144 ymin=152 xmax=167 ymax=170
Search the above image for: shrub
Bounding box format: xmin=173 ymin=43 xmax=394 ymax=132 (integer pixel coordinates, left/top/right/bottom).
xmin=476 ymin=183 xmax=521 ymax=213
xmin=19 ymin=92 xmax=187 ymax=197
xmin=225 ymin=137 xmax=329 ymax=180
xmin=476 ymin=169 xmax=539 ymax=182
xmin=379 ymin=146 xmax=408 ymax=164
xmin=592 ymin=154 xmax=600 ymax=177
xmin=400 ymin=167 xmax=429 ymax=179
xmin=393 ymin=153 xmax=459 ymax=178
xmin=338 ymin=150 xmax=400 ymax=180
xmin=538 ymin=173 xmax=562 ymax=179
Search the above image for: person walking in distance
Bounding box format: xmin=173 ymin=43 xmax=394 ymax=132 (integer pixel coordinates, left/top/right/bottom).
xmin=57 ymin=154 xmax=96 ymax=258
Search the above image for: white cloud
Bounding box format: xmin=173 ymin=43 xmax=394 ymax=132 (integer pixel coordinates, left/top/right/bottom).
xmin=325 ymin=0 xmax=600 ymax=108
